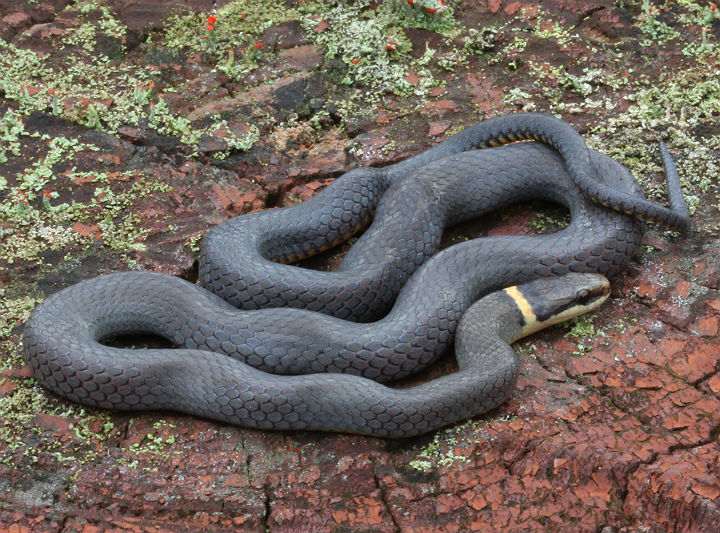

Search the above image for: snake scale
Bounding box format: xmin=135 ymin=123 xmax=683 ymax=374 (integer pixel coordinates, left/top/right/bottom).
xmin=23 ymin=114 xmax=689 ymax=437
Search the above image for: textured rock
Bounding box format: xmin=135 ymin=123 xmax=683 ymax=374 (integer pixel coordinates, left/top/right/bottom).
xmin=1 ymin=0 xmax=719 ymax=531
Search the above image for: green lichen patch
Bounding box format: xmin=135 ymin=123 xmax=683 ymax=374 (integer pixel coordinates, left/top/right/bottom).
xmin=0 ymin=377 xmax=119 ymax=467
xmin=0 ymin=0 xmax=264 ymax=155
xmin=0 ymin=289 xmax=41 ymax=350
xmin=163 ymin=0 xmax=295 ymax=68
xmin=564 ymin=314 xmax=603 ymax=355
xmin=0 ymin=108 xmax=27 ymax=166
xmin=408 ymin=424 xmax=474 ymax=471
xmin=0 ymin=35 xmax=156 ymax=133
xmin=303 ymin=0 xmax=448 ymax=99
xmin=407 ymin=414 xmax=519 ymax=472
xmin=118 ymin=419 xmax=182 ymax=471
xmin=0 ymin=125 xmax=156 ymax=267
xmin=564 ymin=314 xmax=600 ymax=339
xmin=583 ymin=66 xmax=720 ymax=221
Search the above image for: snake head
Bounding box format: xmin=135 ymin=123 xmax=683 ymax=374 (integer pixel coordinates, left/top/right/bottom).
xmin=505 ymin=273 xmax=610 ymax=342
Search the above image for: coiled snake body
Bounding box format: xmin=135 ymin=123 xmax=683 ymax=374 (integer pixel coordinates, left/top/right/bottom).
xmin=23 ymin=114 xmax=689 ymax=437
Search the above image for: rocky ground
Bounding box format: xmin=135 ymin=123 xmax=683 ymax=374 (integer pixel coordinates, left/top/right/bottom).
xmin=1 ymin=0 xmax=719 ymax=531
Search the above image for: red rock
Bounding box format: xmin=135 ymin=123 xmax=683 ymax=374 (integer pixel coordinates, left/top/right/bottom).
xmin=425 ymin=99 xmax=458 ymax=114
xmin=707 ymin=374 xmax=720 ymax=394
xmin=675 ymin=280 xmax=693 ymax=298
xmin=197 ymin=134 xmax=228 ymax=154
xmin=625 ymin=442 xmax=720 ymax=531
xmin=634 ymin=278 xmax=659 ymax=298
xmin=0 ymin=365 xmax=34 ymax=379
xmin=487 ymin=0 xmax=502 ymax=13
xmin=116 ymin=127 xmax=140 ymax=142
xmin=2 ymin=12 xmax=32 ymax=28
xmin=708 ymin=298 xmax=720 ymax=313
xmin=278 ymin=45 xmax=324 ymax=70
xmin=504 ymin=1 xmax=523 ymax=15
xmin=462 ymin=487 xmax=488 ymax=511
xmin=71 ymin=222 xmax=101 ymax=239
xmin=569 ymin=354 xmax=606 ymax=375
xmin=692 ymin=483 xmax=720 ymax=500
xmin=0 ymin=380 xmax=15 ymax=397
xmin=553 ymin=338 xmax=577 ymax=352
xmin=436 ymin=492 xmax=463 ymax=513
xmin=20 ymin=85 xmax=42 ymax=96
xmin=207 ymin=181 xmax=264 ymax=216
xmin=428 ymin=120 xmax=451 ymax=137
xmin=658 ymin=338 xmax=687 ymax=357
xmin=313 ymin=20 xmax=329 ymax=32
xmin=32 ymin=413 xmax=76 ymax=433
xmin=668 ymin=341 xmax=717 ymax=382
xmin=690 ymin=314 xmax=719 ymax=337
xmin=466 ymin=73 xmax=505 ymax=112
xmin=405 ymin=69 xmax=419 ymax=86
xmin=634 ymin=376 xmax=664 ymax=389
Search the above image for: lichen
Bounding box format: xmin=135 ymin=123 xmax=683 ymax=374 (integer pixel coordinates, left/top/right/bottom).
xmin=0 ymin=376 xmax=117 ymax=466
xmin=564 ymin=314 xmax=600 ymax=339
xmin=408 ymin=425 xmax=474 ymax=471
xmin=0 ymin=0 xmax=717 ymax=482
xmin=408 ymin=414 xmax=519 ymax=471
xmin=0 ymin=108 xmax=27 ymax=166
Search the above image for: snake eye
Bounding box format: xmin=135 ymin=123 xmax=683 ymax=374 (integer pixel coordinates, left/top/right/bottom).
xmin=576 ymin=289 xmax=591 ymax=304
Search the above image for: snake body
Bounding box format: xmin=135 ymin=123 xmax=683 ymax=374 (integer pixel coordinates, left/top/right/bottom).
xmin=198 ymin=114 xmax=688 ymax=322
xmin=23 ymin=114 xmax=688 ymax=437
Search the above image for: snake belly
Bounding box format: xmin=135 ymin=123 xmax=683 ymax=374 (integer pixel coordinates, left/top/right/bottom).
xmin=23 ymin=142 xmax=647 ymax=437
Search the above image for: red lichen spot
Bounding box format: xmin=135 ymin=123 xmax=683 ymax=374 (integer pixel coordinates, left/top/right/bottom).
xmin=43 ymin=190 xmax=52 ymax=198
xmin=254 ymin=42 xmax=263 ymax=48
xmin=386 ymin=44 xmax=394 ymax=50
xmin=407 ymin=0 xmax=414 ymax=4
xmin=207 ymin=15 xmax=217 ymax=25
xmin=426 ymin=7 xmax=437 ymax=13
xmin=352 ymin=57 xmax=362 ymax=64
xmin=205 ymin=24 xmax=214 ymax=31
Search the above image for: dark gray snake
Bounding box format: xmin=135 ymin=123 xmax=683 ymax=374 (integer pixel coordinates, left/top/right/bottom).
xmin=23 ymin=113 xmax=689 ymax=437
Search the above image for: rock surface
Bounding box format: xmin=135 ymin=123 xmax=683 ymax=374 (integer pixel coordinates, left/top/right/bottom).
xmin=1 ymin=0 xmax=719 ymax=532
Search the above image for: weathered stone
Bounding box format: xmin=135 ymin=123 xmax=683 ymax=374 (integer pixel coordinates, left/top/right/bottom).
xmin=261 ymin=20 xmax=308 ymax=50
xmin=3 ymin=1 xmax=719 ymax=531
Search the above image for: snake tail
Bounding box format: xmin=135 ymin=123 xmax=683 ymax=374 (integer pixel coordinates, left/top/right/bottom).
xmin=437 ymin=113 xmax=690 ymax=230
xmin=658 ymin=141 xmax=690 ymax=222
